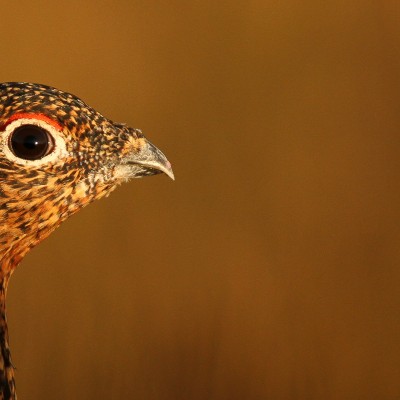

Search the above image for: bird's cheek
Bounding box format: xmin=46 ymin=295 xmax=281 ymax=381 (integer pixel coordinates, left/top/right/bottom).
xmin=74 ymin=180 xmax=90 ymax=200
xmin=72 ymin=173 xmax=120 ymax=204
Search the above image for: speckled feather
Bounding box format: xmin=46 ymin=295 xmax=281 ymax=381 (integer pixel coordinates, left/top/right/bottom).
xmin=0 ymin=82 xmax=173 ymax=399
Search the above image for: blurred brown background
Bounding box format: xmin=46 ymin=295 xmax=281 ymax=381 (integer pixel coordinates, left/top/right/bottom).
xmin=1 ymin=1 xmax=400 ymax=399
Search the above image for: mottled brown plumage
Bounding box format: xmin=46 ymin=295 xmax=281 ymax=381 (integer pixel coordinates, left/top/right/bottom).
xmin=0 ymin=82 xmax=173 ymax=399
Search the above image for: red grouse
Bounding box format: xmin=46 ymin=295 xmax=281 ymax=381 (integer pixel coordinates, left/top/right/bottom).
xmin=0 ymin=82 xmax=174 ymax=399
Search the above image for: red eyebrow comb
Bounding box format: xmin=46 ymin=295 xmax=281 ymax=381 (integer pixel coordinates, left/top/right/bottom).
xmin=0 ymin=113 xmax=62 ymax=131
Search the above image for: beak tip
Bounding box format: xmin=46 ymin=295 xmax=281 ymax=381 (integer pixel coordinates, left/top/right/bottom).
xmin=164 ymin=160 xmax=175 ymax=181
xmin=164 ymin=167 xmax=175 ymax=181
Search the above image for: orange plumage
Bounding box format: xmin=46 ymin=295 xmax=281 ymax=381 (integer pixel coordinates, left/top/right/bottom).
xmin=0 ymin=82 xmax=173 ymax=399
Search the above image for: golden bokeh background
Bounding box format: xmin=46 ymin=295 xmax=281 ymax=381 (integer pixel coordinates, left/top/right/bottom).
xmin=1 ymin=1 xmax=400 ymax=398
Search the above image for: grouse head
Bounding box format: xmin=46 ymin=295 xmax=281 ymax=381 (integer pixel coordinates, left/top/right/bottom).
xmin=0 ymin=82 xmax=173 ymax=278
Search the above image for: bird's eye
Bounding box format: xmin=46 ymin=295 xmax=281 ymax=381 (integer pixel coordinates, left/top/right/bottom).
xmin=9 ymin=125 xmax=54 ymax=160
xmin=1 ymin=115 xmax=67 ymax=166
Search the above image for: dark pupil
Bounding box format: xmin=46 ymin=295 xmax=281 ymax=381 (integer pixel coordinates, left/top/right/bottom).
xmin=10 ymin=125 xmax=50 ymax=160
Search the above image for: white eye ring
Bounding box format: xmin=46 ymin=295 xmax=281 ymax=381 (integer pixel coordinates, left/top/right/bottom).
xmin=1 ymin=117 xmax=68 ymax=166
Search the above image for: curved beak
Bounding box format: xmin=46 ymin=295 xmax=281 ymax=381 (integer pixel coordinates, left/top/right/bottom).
xmin=124 ymin=138 xmax=175 ymax=180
